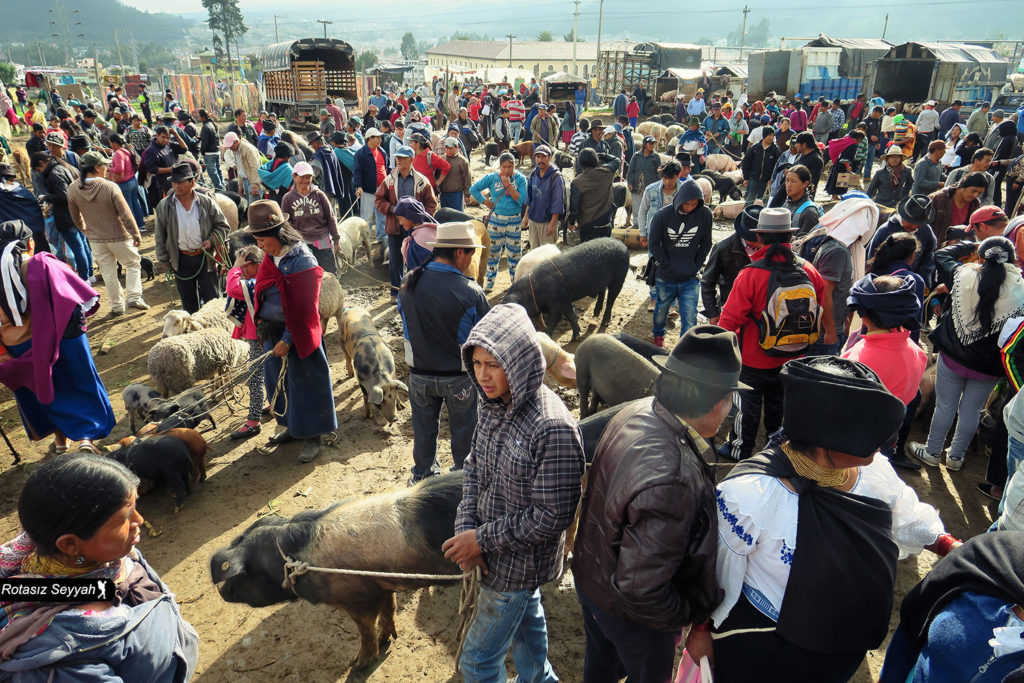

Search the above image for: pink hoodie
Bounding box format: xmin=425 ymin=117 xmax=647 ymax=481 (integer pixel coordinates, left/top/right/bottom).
xmin=225 ymin=267 xmax=258 ymax=341
xmin=842 ymin=328 xmax=928 ymax=406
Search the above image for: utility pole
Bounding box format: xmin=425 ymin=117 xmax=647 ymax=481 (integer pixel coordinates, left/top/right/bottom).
xmin=37 ymin=42 xmax=46 ymax=68
xmin=739 ymin=5 xmax=751 ymax=50
xmin=273 ymin=14 xmax=287 ymax=43
xmin=316 ymin=19 xmax=332 ymax=39
xmin=92 ymin=45 xmax=101 ymax=88
xmin=505 ymin=34 xmax=514 ymax=68
xmin=571 ymin=0 xmax=580 ymax=76
xmin=595 ymin=0 xmax=604 ymax=98
xmin=113 ymin=29 xmax=125 ymax=73
xmin=882 ymin=13 xmax=889 ymax=40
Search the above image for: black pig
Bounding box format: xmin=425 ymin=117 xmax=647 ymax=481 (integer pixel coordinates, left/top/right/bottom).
xmin=502 ymin=237 xmax=629 ymax=341
xmin=210 ymin=473 xmax=464 ymax=668
xmin=110 ymin=435 xmax=194 ymax=512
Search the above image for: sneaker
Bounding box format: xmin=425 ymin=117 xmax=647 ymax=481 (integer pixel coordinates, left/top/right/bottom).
xmin=297 ymin=439 xmax=321 ymax=463
xmin=89 ymin=276 xmax=98 ymax=285
xmin=128 ymin=299 xmax=150 ymax=310
xmin=908 ymin=441 xmax=941 ymax=467
xmin=945 ymin=455 xmax=964 ymax=472
xmin=651 ymin=335 xmax=664 ymax=348
xmin=103 ymin=308 xmax=124 ymax=320
xmin=715 ymin=442 xmax=740 ymax=462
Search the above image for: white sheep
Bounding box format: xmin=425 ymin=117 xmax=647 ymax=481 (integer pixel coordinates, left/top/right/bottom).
xmin=319 ymin=271 xmax=346 ymax=350
xmin=148 ymin=327 xmax=249 ymax=397
xmin=162 ymin=298 xmax=234 ymax=338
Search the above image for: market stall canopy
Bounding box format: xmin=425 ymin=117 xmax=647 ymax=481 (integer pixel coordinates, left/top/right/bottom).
xmin=542 ymin=71 xmax=587 ymax=84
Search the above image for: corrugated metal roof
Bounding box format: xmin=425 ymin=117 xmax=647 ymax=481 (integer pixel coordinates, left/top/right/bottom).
xmin=428 ymin=40 xmax=632 ymax=62
xmin=885 ymin=41 xmax=1005 ymax=65
xmin=262 ymin=39 xmax=354 ymax=72
xmin=542 ymin=71 xmax=587 ymax=84
xmin=717 ymin=64 xmax=748 ymax=78
xmin=805 ymin=34 xmax=893 ymax=51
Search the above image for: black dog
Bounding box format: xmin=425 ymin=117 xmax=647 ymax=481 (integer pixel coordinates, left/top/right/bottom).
xmin=117 ymin=256 xmax=155 ymax=282
xmin=699 ymin=171 xmax=744 ymax=202
xmin=482 ymin=141 xmax=501 ymax=166
xmin=111 ymin=435 xmax=195 ymax=512
xmin=503 ymin=237 xmax=629 ymax=341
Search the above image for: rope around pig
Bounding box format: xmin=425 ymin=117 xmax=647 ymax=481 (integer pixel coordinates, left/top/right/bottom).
xmin=275 ymin=541 xmax=482 ymax=672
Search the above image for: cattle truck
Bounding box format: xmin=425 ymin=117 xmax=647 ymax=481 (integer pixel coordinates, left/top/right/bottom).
xmin=261 ymin=38 xmax=358 ymax=124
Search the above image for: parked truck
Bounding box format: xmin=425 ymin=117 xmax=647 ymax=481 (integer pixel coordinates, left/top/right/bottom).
xmin=746 ymin=47 xmax=863 ymax=101
xmin=261 ymin=38 xmax=358 ymax=124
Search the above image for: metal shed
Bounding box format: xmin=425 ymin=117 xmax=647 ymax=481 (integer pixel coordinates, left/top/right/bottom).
xmin=867 ymin=41 xmax=1008 ymax=105
xmin=803 ymin=34 xmax=893 ymax=78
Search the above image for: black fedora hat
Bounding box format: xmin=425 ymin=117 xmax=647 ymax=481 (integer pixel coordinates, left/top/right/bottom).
xmin=653 ymin=324 xmax=751 ymax=390
xmin=169 ymin=162 xmax=195 ymax=183
xmin=734 ymin=204 xmax=762 ymax=241
xmin=897 ymin=194 xmax=935 ymax=225
xmin=304 ymin=130 xmax=324 ymax=144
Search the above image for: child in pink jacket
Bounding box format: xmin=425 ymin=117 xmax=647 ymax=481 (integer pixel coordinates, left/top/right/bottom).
xmin=843 ymin=272 xmax=928 ymax=469
xmin=225 ymin=246 xmax=265 ymax=439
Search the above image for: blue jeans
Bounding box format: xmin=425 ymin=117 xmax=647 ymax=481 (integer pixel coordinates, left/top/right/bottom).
xmin=511 ymin=121 xmax=523 ymax=144
xmin=203 ymin=153 xmax=225 ymax=191
xmin=459 ymin=586 xmax=557 ymax=683
xmin=387 ymin=233 xmax=405 ymax=294
xmin=805 ymin=332 xmax=847 ymax=357
xmin=440 ymin=191 xmax=464 ymax=211
xmin=117 ymin=177 xmax=146 ymax=229
xmin=745 ymin=178 xmax=767 ymax=203
xmin=61 ymin=228 xmax=91 ymax=280
xmin=409 ymin=373 xmax=477 ymax=479
xmin=863 ymin=142 xmax=878 ymax=179
xmin=653 ymin=277 xmax=699 ymax=338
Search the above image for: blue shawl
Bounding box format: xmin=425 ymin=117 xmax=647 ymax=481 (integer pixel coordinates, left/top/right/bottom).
xmin=258 ymin=159 xmax=294 ymax=191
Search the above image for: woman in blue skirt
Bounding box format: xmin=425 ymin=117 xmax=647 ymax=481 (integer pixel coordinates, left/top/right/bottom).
xmin=0 ymin=220 xmax=114 ymax=454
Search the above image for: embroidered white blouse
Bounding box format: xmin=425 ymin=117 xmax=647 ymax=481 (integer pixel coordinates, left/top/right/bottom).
xmin=711 ymin=456 xmax=945 ymax=628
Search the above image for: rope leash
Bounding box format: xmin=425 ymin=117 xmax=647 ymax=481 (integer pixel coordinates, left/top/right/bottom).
xmin=276 ymin=541 xmax=466 ymax=589
xmin=269 ymin=355 xmax=289 ymax=419
xmin=153 ymin=350 xmax=273 ymax=428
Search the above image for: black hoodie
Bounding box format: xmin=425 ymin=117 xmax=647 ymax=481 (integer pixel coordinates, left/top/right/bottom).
xmin=649 ymin=179 xmax=713 ymax=282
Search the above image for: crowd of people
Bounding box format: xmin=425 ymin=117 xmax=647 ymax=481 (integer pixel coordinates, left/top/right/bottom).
xmin=2 ymin=68 xmax=1024 ymax=682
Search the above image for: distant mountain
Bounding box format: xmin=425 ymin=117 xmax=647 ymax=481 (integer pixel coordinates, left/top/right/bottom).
xmin=0 ymin=0 xmax=191 ymax=46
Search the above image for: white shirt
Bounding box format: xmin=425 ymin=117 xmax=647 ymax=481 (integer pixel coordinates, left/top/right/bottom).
xmin=916 ymin=108 xmax=940 ymax=133
xmin=711 ymin=455 xmax=944 ymax=628
xmin=174 ymin=193 xmax=203 ymax=251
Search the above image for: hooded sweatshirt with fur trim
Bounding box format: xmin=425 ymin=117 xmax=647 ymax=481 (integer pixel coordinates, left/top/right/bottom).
xmin=455 ymin=303 xmax=585 ymax=592
xmin=648 ymin=179 xmax=713 ymax=282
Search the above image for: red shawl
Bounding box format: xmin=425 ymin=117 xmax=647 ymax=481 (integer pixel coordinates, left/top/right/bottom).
xmin=828 ymin=136 xmax=858 ymax=164
xmin=254 ymin=256 xmax=323 ymax=359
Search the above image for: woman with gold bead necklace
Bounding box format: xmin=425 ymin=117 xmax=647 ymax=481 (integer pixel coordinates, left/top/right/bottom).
xmin=683 ymin=356 xmax=961 ymax=682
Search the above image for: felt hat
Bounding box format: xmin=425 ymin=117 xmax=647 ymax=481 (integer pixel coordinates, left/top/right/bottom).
xmin=329 ymin=131 xmax=347 ymax=145
xmin=304 ymin=130 xmax=323 ymax=144
xmin=169 ymin=162 xmax=195 ymax=183
xmin=879 ymin=144 xmax=907 ymax=159
xmin=653 ymin=324 xmax=751 ymax=390
xmin=897 ymin=194 xmax=935 ymax=225
xmin=427 ymin=221 xmax=485 ymax=249
xmin=781 ymin=356 xmax=905 ymax=458
xmin=734 ymin=204 xmax=762 ymax=241
xmin=675 ymin=151 xmax=692 ymax=166
xmin=753 ymin=207 xmax=796 ymax=233
xmin=292 ymin=161 xmax=314 ymax=176
xmin=69 ymin=135 xmax=90 ymax=152
xmin=589 ymin=118 xmax=605 ymax=129
xmin=245 ymin=199 xmax=290 ymax=234
xmin=687 ymin=115 xmax=701 ymax=126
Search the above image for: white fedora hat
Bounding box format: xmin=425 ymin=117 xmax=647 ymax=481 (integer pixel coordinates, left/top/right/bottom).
xmin=427 ymin=221 xmax=485 ymax=249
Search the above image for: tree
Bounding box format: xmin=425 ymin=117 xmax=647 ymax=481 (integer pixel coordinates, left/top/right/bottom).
xmin=355 ymin=51 xmax=378 ymax=72
xmin=201 ymin=0 xmax=248 ymax=82
xmin=212 ymin=34 xmax=225 ymax=65
xmin=0 ymin=62 xmax=15 ymax=85
xmin=563 ymin=31 xmax=579 ymax=42
xmin=400 ymin=32 xmax=418 ymax=61
xmin=536 ymin=30 xmax=553 ymax=42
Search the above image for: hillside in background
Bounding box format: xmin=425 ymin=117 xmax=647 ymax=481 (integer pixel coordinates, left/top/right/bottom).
xmin=0 ymin=0 xmax=190 ymax=48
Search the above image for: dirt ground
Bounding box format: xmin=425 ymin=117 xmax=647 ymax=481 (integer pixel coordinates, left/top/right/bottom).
xmin=0 ymin=138 xmax=1001 ymax=683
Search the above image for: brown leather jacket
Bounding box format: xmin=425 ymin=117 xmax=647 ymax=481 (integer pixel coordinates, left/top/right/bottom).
xmin=572 ymin=397 xmax=719 ymax=631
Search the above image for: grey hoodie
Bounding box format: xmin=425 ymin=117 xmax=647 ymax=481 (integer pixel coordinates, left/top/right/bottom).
xmin=455 ymin=303 xmax=585 ymax=592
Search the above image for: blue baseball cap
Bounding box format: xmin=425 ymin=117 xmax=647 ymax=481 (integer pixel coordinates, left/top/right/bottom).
xmin=395 ymin=145 xmax=415 ymax=158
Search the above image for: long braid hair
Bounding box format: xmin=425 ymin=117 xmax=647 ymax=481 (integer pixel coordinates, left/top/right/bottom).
xmin=403 ymin=247 xmax=460 ymax=292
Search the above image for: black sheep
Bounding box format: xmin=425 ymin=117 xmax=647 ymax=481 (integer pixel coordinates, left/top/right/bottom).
xmin=578 ymin=404 xmax=627 ymax=464
xmin=502 ymin=237 xmax=629 ymax=341
xmin=699 ymin=171 xmax=744 ymax=203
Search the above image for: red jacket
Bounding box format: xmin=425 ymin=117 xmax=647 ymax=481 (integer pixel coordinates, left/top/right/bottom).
xmin=718 ymin=244 xmax=827 ymax=369
xmin=412 ymin=150 xmax=450 ymax=192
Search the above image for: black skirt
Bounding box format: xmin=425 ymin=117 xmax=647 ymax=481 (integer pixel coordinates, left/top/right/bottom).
xmin=711 ymin=594 xmax=865 ymax=683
